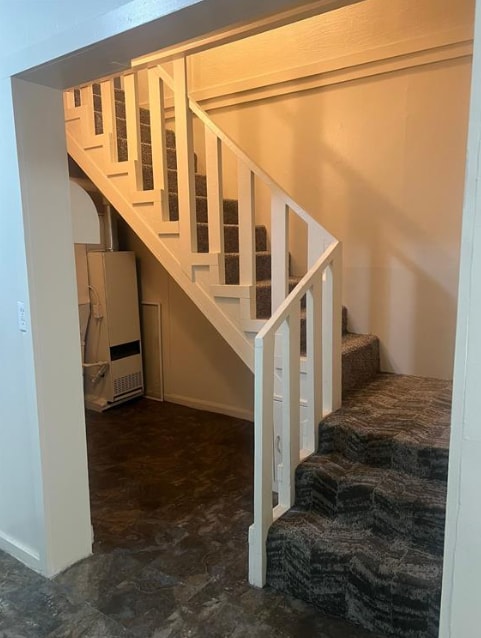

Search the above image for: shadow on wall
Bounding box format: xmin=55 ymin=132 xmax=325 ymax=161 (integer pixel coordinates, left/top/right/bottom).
xmin=226 ymin=63 xmax=467 ymax=378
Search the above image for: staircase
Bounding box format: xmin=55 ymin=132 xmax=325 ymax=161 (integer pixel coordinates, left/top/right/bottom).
xmin=267 ymin=372 xmax=450 ymax=638
xmin=65 ymin=60 xmax=448 ymax=638
xmin=82 ymin=79 xmax=378 ymax=390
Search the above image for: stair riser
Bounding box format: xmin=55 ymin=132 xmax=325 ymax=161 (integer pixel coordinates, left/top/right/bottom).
xmin=256 ymin=283 xmax=305 ymax=319
xmin=299 ymin=308 xmax=350 ymax=354
xmin=318 ymin=423 xmax=449 ymax=483
xmin=346 ymin=558 xmax=440 ymax=638
xmin=225 ymin=253 xmax=272 ymax=285
xmin=93 ymin=110 xmax=103 ymax=135
xmin=342 ymin=339 xmax=380 ymax=397
xmin=372 ymin=490 xmax=445 ymax=556
xmin=166 ymin=169 xmax=207 ymax=198
xmin=168 ymin=194 xmax=238 ymax=225
xmin=295 ymin=467 xmax=445 ymax=555
xmin=197 ymin=224 xmax=267 ymax=254
xmin=266 ymin=521 xmax=441 ymax=638
xmin=113 ymin=99 xmax=151 ymax=125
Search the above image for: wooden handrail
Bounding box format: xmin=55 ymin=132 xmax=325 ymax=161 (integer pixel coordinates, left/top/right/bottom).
xmin=256 ymin=242 xmax=340 ymax=339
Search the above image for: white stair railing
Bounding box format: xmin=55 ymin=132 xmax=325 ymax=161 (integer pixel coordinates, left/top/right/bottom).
xmin=64 ymin=54 xmax=342 ymax=589
xmin=248 ymin=241 xmax=341 ymax=587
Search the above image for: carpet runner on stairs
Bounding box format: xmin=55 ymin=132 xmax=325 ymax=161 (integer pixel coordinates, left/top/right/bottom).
xmin=267 ymin=373 xmax=450 ymax=638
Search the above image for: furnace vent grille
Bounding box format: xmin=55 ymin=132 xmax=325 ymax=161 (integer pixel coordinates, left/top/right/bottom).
xmin=114 ymin=371 xmax=142 ymax=397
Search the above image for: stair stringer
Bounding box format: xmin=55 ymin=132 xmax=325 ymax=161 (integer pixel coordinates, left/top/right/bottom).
xmin=66 ymin=125 xmax=255 ymax=372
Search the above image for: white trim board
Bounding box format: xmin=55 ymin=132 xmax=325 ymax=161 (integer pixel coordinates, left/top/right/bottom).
xmin=164 ymin=393 xmax=254 ymax=422
xmin=189 ymin=33 xmax=473 ymax=111
xmin=140 ymin=34 xmax=473 ymax=114
xmin=0 ymin=530 xmax=42 ymax=573
xmin=140 ymin=301 xmax=164 ymax=402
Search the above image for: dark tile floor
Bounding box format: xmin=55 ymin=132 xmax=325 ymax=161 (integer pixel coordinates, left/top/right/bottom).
xmin=1 ymin=399 xmax=383 ymax=637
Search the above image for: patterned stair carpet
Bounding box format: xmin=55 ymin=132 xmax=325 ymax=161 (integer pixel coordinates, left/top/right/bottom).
xmin=267 ymin=374 xmax=451 ymax=638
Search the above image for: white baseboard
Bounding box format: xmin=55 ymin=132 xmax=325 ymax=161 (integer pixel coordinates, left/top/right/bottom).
xmin=164 ymin=393 xmax=253 ymax=422
xmin=0 ymin=529 xmax=42 ymax=573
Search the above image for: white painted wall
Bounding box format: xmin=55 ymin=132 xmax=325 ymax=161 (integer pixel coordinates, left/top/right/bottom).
xmin=12 ymin=78 xmax=93 ymax=576
xmin=0 ymin=76 xmax=45 ymax=569
xmin=186 ymin=0 xmax=473 ymax=379
xmin=119 ymin=225 xmax=254 ymax=420
xmin=0 ymin=0 xmax=149 ymax=577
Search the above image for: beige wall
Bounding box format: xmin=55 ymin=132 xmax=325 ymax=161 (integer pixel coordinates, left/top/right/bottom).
xmin=119 ymin=223 xmax=254 ymax=420
xmin=185 ymin=0 xmax=474 ymax=379
xmin=189 ymin=0 xmax=473 ymax=99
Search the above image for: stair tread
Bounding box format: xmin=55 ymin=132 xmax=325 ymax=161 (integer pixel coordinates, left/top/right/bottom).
xmin=268 ymin=508 xmax=443 ymax=587
xmin=318 ymin=373 xmax=451 ymax=484
xmin=196 ymin=221 xmax=264 ymax=229
xmin=322 ymin=373 xmax=451 ymax=451
xmin=295 ymin=451 xmax=446 ymax=556
xmin=225 ymin=250 xmax=270 ymax=257
xmin=270 ymin=507 xmax=443 ymax=565
xmin=256 ymin=276 xmax=301 ymax=287
xmin=342 ymin=331 xmax=379 ymax=353
xmin=298 ymin=451 xmax=447 ymax=506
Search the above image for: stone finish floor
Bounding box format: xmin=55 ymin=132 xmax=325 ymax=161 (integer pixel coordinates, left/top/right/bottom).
xmin=0 ymin=399 xmax=384 ymax=638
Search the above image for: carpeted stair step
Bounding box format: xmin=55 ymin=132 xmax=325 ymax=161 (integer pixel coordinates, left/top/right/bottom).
xmin=266 ymin=509 xmax=442 ymax=638
xmin=294 ymin=451 xmax=446 ymax=556
xmin=225 ymin=251 xmax=272 ymax=285
xmin=297 ymin=315 xmax=379 ymax=396
xmin=197 ymin=223 xmax=267 ymax=254
xmin=317 ymin=374 xmax=451 ymax=482
xmin=168 ymin=193 xmax=238 ymax=225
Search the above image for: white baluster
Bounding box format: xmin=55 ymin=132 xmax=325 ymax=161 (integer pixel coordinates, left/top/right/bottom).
xmin=249 ymin=335 xmax=275 ymax=588
xmin=322 ymin=248 xmax=342 ymax=415
xmin=123 ymin=72 xmax=142 ymax=192
xmin=331 ymin=248 xmax=343 ymax=411
xmin=205 ymin=127 xmax=225 ymax=284
xmin=173 ymin=56 xmax=197 ymax=259
xmin=308 ymin=221 xmax=328 ymax=268
xmin=80 ymin=85 xmax=95 ymax=137
xmin=271 ymin=192 xmax=289 ymax=313
xmin=63 ymin=90 xmax=76 ymax=111
xmin=278 ymin=305 xmax=301 ymax=510
xmin=100 ymin=79 xmax=117 ymax=161
xmin=147 ymin=68 xmax=169 ymax=219
xmin=238 ymin=162 xmax=255 ymax=288
xmin=306 ymin=278 xmax=323 ymax=452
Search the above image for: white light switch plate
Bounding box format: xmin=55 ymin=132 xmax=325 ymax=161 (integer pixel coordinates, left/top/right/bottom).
xmin=17 ymin=301 xmax=27 ymax=333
